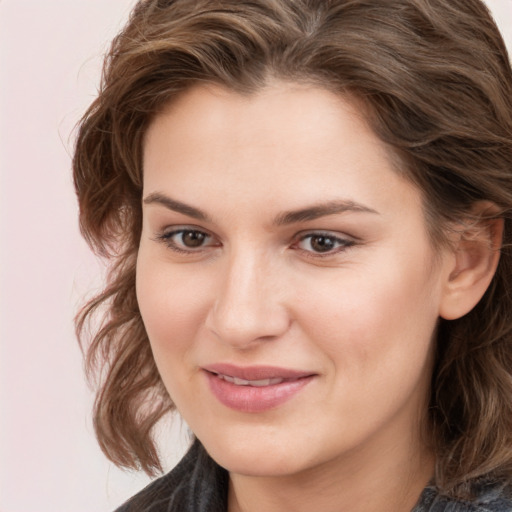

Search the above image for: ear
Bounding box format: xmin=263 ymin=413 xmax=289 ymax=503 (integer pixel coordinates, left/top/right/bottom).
xmin=439 ymin=203 xmax=503 ymax=321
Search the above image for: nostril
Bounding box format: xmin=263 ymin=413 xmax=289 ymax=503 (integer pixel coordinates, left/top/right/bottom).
xmin=205 ymin=307 xmax=291 ymax=348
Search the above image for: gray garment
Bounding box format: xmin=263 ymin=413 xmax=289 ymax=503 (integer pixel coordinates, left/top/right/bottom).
xmin=115 ymin=440 xmax=227 ymax=512
xmin=115 ymin=440 xmax=512 ymax=511
xmin=413 ymin=482 xmax=512 ymax=512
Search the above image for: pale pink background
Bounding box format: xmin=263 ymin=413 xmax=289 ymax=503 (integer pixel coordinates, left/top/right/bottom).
xmin=0 ymin=1 xmax=510 ymax=510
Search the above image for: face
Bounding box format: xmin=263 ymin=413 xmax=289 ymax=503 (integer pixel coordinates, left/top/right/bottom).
xmin=137 ymin=82 xmax=453 ymax=479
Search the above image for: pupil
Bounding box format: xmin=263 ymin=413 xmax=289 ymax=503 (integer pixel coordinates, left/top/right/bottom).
xmin=182 ymin=231 xmax=205 ymax=247
xmin=311 ymin=235 xmax=334 ymax=252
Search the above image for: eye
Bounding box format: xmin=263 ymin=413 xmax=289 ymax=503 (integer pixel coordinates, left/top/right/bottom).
xmin=294 ymin=232 xmax=355 ymax=255
xmin=156 ymin=228 xmax=218 ymax=253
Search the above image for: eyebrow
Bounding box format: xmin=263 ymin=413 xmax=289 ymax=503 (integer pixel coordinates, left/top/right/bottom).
xmin=143 ymin=192 xmax=378 ymax=225
xmin=274 ymin=200 xmax=379 ymax=225
xmin=143 ymin=192 xmax=210 ymax=221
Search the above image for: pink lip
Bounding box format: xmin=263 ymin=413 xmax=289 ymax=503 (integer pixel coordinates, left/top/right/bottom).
xmin=202 ymin=364 xmax=316 ymax=413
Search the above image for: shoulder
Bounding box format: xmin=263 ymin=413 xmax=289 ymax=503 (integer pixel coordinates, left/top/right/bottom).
xmin=414 ymin=481 xmax=512 ymax=512
xmin=113 ymin=439 xmax=228 ymax=512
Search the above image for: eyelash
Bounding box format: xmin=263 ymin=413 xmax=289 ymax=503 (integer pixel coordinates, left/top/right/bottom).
xmin=155 ymin=228 xmax=218 ymax=254
xmin=155 ymin=228 xmax=356 ymax=258
xmin=292 ymin=232 xmax=356 ymax=258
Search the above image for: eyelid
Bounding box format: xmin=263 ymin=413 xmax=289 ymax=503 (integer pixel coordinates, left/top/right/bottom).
xmin=154 ymin=225 xmax=221 ymax=253
xmin=291 ymin=230 xmax=357 ymax=257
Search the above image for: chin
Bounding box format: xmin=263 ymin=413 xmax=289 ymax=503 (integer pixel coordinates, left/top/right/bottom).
xmin=198 ymin=428 xmax=313 ymax=478
xmin=213 ymin=450 xmax=306 ymax=478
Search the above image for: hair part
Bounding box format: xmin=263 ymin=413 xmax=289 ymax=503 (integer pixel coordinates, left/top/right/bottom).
xmin=74 ymin=0 xmax=512 ymax=495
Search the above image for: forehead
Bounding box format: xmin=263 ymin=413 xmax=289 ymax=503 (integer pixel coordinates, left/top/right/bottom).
xmin=142 ymin=81 xmax=425 ymax=227
xmin=144 ymin=82 xmax=392 ymax=176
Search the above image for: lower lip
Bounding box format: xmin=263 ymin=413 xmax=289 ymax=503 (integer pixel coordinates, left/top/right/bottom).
xmin=205 ymin=372 xmax=314 ymax=413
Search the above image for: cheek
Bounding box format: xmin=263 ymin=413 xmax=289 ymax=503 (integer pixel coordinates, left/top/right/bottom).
xmin=135 ymin=251 xmax=210 ymax=358
xmin=135 ymin=253 xmax=216 ymax=408
xmin=297 ymin=255 xmax=440 ymax=381
xmin=299 ymin=268 xmax=439 ymax=437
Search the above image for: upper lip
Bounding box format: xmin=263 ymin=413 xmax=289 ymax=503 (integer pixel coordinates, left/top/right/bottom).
xmin=202 ymin=363 xmax=315 ymax=381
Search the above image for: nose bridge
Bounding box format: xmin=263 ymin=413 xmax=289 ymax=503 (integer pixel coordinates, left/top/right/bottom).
xmin=206 ymin=244 xmax=289 ymax=347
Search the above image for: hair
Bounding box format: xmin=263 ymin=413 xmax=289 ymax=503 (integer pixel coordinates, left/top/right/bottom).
xmin=73 ymin=0 xmax=512 ymax=498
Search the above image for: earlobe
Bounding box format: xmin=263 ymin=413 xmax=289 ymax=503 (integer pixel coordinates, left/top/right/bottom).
xmin=439 ymin=207 xmax=503 ymax=321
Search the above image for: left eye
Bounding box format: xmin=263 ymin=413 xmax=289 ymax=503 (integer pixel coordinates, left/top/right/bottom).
xmin=295 ymin=233 xmax=353 ymax=254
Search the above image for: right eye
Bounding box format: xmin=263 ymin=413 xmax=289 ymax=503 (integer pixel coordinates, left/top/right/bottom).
xmin=156 ymin=228 xmax=218 ymax=253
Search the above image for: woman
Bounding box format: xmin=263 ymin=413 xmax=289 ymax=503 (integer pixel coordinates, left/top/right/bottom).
xmin=73 ymin=0 xmax=512 ymax=510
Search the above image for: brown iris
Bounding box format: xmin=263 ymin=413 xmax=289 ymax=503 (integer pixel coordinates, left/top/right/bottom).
xmin=182 ymin=230 xmax=207 ymax=247
xmin=309 ymin=235 xmax=336 ymax=253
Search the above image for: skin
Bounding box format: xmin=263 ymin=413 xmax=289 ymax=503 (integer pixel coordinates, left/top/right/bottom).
xmin=136 ymin=81 xmax=482 ymax=512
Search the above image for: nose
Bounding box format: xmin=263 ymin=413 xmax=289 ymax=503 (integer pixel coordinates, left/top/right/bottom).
xmin=205 ymin=249 xmax=291 ymax=348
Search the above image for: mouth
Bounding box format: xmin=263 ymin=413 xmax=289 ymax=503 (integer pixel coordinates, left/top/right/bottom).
xmin=212 ymin=373 xmax=287 ymax=387
xmin=202 ymin=364 xmax=316 ymax=412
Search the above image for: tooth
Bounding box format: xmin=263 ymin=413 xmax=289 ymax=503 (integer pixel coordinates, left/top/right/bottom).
xmin=219 ymin=375 xmax=286 ymax=386
xmin=248 ymin=379 xmax=271 ymax=387
xmin=248 ymin=378 xmax=285 ymax=386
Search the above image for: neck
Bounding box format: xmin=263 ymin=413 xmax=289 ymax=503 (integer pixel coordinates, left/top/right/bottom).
xmin=227 ymin=429 xmax=434 ymax=512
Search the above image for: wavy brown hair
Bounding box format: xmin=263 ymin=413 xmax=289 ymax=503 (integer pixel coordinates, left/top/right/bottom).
xmin=73 ymin=0 xmax=512 ymax=496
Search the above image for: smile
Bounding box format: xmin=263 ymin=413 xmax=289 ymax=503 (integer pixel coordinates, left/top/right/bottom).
xmin=213 ymin=373 xmax=287 ymax=387
xmin=203 ymin=364 xmax=316 ymax=413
